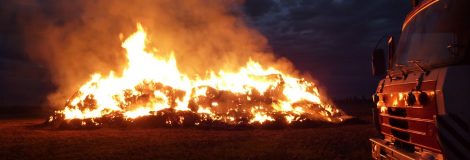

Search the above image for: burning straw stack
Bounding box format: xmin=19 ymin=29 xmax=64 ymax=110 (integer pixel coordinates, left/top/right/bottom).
xmin=45 ymin=75 xmax=347 ymax=129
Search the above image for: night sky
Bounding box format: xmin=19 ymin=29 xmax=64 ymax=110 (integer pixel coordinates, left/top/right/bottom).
xmin=0 ymin=0 xmax=411 ymax=108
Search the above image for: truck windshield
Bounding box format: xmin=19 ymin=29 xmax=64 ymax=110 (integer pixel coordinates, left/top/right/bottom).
xmin=394 ymin=0 xmax=470 ymax=70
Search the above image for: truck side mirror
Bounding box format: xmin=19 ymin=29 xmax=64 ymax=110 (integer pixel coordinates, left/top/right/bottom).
xmin=387 ymin=36 xmax=395 ymax=70
xmin=372 ymin=49 xmax=386 ymax=76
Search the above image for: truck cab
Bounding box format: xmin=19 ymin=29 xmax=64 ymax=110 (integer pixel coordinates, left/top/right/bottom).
xmin=370 ymin=0 xmax=469 ymax=159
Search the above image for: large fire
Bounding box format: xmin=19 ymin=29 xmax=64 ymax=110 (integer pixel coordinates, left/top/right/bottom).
xmin=48 ymin=23 xmax=344 ymax=127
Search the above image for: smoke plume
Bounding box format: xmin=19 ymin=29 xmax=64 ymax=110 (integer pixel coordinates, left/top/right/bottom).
xmin=11 ymin=0 xmax=306 ymax=108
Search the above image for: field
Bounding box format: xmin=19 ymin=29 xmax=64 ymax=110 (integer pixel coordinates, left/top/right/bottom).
xmin=0 ymin=102 xmax=376 ymax=160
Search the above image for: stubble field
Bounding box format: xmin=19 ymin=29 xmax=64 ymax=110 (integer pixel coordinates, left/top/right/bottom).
xmin=0 ymin=101 xmax=375 ymax=160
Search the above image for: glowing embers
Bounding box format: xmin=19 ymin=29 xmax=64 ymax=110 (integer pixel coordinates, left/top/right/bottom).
xmin=48 ymin=23 xmax=345 ymax=127
xmin=46 ymin=109 xmax=341 ymax=129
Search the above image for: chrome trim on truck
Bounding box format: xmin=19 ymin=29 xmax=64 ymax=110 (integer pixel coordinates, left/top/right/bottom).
xmin=370 ymin=138 xmax=418 ymax=160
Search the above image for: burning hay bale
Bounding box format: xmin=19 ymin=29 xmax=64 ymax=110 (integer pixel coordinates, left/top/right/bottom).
xmin=45 ymin=23 xmax=347 ymax=129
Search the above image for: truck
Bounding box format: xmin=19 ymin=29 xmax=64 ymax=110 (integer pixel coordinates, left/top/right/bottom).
xmin=370 ymin=0 xmax=469 ymax=159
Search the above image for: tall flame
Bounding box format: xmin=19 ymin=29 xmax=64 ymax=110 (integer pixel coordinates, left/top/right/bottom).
xmin=51 ymin=23 xmax=344 ymax=126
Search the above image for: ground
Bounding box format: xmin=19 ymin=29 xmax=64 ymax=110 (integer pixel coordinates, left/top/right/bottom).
xmin=0 ymin=102 xmax=376 ymax=160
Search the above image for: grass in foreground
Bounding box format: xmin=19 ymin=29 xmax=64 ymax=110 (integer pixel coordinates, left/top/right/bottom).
xmin=0 ymin=118 xmax=375 ymax=160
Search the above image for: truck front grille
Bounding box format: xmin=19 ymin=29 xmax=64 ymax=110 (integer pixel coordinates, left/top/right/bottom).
xmin=387 ymin=108 xmax=407 ymax=117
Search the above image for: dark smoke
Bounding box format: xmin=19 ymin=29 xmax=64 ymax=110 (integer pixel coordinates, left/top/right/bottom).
xmin=5 ymin=0 xmax=305 ymax=108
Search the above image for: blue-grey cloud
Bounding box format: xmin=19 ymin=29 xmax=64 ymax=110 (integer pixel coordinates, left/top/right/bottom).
xmin=243 ymin=0 xmax=411 ymax=98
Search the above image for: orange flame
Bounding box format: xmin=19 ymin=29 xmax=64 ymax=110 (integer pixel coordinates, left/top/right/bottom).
xmin=52 ymin=23 xmax=344 ymax=125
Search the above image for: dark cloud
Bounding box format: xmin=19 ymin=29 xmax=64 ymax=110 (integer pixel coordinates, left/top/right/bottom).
xmin=0 ymin=1 xmax=56 ymax=108
xmin=243 ymin=0 xmax=275 ymax=17
xmin=243 ymin=0 xmax=411 ymax=98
